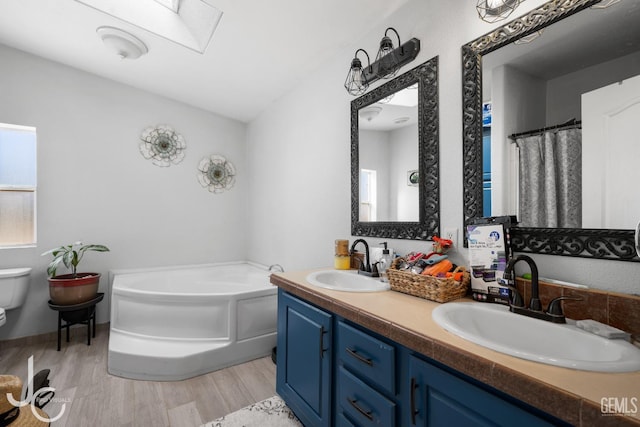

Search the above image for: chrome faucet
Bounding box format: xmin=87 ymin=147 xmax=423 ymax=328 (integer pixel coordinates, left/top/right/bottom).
xmin=268 ymin=264 xmax=284 ymax=273
xmin=502 ymin=254 xmax=581 ymax=324
xmin=350 ymin=239 xmax=379 ymax=277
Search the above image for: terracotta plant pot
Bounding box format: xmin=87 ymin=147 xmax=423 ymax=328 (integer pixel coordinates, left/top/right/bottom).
xmin=48 ymin=273 xmax=100 ymax=305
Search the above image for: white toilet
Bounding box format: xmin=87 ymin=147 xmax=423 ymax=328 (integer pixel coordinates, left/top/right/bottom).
xmin=0 ymin=267 xmax=32 ymax=327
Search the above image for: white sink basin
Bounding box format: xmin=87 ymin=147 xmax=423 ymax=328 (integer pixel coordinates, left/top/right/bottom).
xmin=306 ymin=270 xmax=390 ymax=292
xmin=432 ymin=302 xmax=640 ymax=372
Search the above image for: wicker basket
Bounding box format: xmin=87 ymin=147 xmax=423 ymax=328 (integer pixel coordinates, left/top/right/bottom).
xmin=387 ymin=258 xmax=470 ymax=303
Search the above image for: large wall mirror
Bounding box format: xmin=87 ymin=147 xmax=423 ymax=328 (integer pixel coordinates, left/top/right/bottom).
xmin=462 ymin=0 xmax=640 ymax=261
xmin=352 ymin=56 xmax=439 ymax=240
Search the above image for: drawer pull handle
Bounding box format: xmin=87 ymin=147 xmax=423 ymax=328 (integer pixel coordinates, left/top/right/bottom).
xmin=346 ymin=348 xmax=373 ymax=366
xmin=348 ymin=398 xmax=373 ymax=421
xmin=410 ymin=377 xmax=418 ymax=425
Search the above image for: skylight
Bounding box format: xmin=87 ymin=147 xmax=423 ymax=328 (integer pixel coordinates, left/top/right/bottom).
xmin=75 ymin=0 xmax=223 ymax=54
xmin=154 ymin=0 xmax=181 ymax=13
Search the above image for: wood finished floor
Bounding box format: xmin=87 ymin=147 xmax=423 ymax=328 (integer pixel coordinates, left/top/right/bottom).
xmin=0 ymin=326 xmax=277 ymax=427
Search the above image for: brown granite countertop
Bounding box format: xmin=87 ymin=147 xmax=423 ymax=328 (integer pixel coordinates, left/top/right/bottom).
xmin=271 ymin=269 xmax=640 ymax=427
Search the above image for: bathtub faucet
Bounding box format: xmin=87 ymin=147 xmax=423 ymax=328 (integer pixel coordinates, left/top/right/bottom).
xmin=269 ymin=264 xmax=284 ymax=273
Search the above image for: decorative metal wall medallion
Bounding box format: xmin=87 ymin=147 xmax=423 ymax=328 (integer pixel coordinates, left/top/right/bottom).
xmin=140 ymin=125 xmax=186 ymax=167
xmin=197 ymin=155 xmax=236 ymax=193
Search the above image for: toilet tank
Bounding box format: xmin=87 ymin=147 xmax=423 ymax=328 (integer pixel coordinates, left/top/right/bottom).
xmin=0 ymin=268 xmax=32 ymax=310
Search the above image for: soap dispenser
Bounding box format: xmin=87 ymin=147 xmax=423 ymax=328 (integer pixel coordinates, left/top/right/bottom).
xmin=378 ymin=242 xmax=392 ymax=282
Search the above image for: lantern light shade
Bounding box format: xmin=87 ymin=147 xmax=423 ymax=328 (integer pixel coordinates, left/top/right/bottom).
xmin=375 ymin=27 xmax=402 ymax=79
xmin=476 ymin=0 xmax=522 ymax=23
xmin=344 ymin=49 xmax=372 ymax=96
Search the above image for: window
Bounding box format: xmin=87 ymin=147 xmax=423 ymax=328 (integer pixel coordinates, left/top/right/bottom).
xmin=359 ymin=169 xmax=377 ymax=222
xmin=0 ymin=123 xmax=37 ymax=247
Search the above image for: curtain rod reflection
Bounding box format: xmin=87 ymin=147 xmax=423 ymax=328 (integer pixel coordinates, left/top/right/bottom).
xmin=508 ymin=119 xmax=582 ymax=140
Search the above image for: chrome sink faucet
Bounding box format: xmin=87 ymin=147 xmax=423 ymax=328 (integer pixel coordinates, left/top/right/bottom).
xmin=502 ymin=254 xmax=581 ymax=324
xmin=350 ymin=239 xmax=379 ymax=277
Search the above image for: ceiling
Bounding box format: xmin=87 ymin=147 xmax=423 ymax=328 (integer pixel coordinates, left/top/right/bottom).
xmin=0 ymin=0 xmax=411 ymax=123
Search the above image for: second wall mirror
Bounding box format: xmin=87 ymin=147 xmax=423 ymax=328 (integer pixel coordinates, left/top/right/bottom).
xmin=462 ymin=0 xmax=639 ymax=261
xmin=351 ymin=56 xmax=439 ymax=240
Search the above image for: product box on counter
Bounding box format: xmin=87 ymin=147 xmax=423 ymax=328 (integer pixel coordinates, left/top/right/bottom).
xmin=467 ymin=223 xmax=509 ymax=304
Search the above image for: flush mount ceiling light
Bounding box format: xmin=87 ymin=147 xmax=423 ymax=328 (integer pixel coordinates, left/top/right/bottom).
xmin=344 ymin=28 xmax=420 ymax=96
xmin=476 ymin=0 xmax=522 ymax=23
xmin=359 ymin=106 xmax=383 ymax=122
xmin=97 ymin=27 xmax=148 ymax=59
xmin=76 ymin=0 xmax=222 ymax=54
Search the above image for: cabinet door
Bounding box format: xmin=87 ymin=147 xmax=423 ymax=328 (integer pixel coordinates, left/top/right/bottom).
xmin=408 ymin=355 xmax=555 ymax=427
xmin=276 ymin=290 xmax=332 ymax=427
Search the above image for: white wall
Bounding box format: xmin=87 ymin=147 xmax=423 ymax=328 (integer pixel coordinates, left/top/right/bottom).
xmin=247 ymin=0 xmax=640 ymax=293
xmin=546 ymin=50 xmax=640 ymax=124
xmin=390 ymin=124 xmax=419 ymax=221
xmin=247 ymin=0 xmax=498 ymax=270
xmin=359 ymin=129 xmax=391 ymax=220
xmin=0 ymin=44 xmax=247 ymax=340
xmin=491 ymin=64 xmax=546 ymax=216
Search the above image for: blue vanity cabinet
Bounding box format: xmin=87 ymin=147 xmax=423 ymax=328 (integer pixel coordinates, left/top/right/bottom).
xmin=408 ymin=355 xmax=558 ymax=427
xmin=276 ymin=289 xmax=566 ymax=427
xmin=276 ymin=290 xmax=333 ymax=427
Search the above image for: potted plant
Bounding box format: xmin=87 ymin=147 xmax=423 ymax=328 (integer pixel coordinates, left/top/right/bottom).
xmin=42 ymin=242 xmax=110 ymax=305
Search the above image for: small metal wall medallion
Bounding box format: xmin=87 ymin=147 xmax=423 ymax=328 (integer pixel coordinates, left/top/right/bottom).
xmin=197 ymin=154 xmax=236 ymax=194
xmin=140 ymin=125 xmax=186 ymax=167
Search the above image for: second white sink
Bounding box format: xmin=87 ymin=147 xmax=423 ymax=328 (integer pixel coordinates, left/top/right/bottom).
xmin=306 ymin=270 xmax=390 ymax=292
xmin=432 ymin=302 xmax=640 ymax=372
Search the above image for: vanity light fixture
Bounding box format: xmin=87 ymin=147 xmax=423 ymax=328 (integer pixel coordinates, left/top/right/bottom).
xmin=476 ymin=0 xmax=522 ymax=23
xmin=344 ymin=29 xmax=420 ymax=96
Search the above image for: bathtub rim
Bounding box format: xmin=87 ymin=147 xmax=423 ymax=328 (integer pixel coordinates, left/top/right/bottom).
xmin=105 ymin=260 xmax=274 ymax=328
xmin=108 ymin=260 xmax=271 ymax=293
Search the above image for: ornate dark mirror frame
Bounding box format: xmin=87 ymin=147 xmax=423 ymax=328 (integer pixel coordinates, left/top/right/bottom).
xmin=351 ymin=56 xmax=439 ymax=240
xmin=461 ymin=0 xmax=639 ymax=261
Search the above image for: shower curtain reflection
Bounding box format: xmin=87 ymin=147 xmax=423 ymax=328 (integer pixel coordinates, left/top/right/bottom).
xmin=515 ymin=128 xmax=582 ymax=228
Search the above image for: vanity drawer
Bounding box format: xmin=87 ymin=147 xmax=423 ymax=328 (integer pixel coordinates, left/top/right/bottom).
xmin=337 ymin=321 xmax=395 ymax=394
xmin=338 ymin=366 xmax=396 ymax=427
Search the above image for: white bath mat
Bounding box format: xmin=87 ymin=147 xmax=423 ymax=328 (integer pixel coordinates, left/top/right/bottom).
xmin=201 ymin=395 xmax=302 ymax=427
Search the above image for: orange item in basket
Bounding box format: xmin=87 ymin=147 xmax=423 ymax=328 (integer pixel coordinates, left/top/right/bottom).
xmin=421 ymin=259 xmax=453 ymax=276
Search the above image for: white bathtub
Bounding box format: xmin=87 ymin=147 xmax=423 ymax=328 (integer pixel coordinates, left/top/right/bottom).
xmin=107 ymin=262 xmax=277 ymax=381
